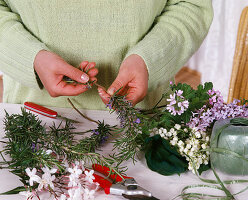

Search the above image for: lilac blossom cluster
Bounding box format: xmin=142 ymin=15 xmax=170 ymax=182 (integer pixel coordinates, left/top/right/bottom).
xmin=187 ymin=89 xmax=248 ymax=131
xmin=166 ymin=90 xmax=189 ymax=115
xmin=156 ymin=125 xmax=210 ymax=173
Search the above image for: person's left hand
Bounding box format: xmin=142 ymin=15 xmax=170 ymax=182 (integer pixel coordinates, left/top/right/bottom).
xmin=98 ymin=54 xmax=148 ymax=106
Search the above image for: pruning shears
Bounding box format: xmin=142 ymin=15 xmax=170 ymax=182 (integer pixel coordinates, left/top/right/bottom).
xmin=24 ymin=102 xmax=80 ymax=123
xmin=92 ymin=164 xmax=159 ymax=200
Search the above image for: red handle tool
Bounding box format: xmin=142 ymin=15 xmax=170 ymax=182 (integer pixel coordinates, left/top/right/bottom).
xmin=24 ymin=102 xmax=79 ymax=123
xmin=92 ymin=164 xmax=133 ymax=194
xmin=24 ymin=102 xmax=57 ymax=118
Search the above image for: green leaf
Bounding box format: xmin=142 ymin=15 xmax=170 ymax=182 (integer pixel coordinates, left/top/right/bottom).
xmin=145 ymin=135 xmax=188 ymax=176
xmin=198 ymin=163 xmax=210 ymax=175
xmin=0 ymin=186 xmax=26 ymax=195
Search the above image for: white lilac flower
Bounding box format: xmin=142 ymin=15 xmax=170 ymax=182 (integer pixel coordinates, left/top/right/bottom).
xmin=177 ymin=140 xmax=184 ymax=147
xmin=83 ymin=188 xmax=95 ymax=200
xmin=201 ymin=144 xmax=207 ymax=149
xmin=190 ymin=147 xmax=195 ymax=152
xmin=198 ymin=158 xmax=203 ymax=165
xmin=206 ymin=136 xmax=210 ymax=142
xmin=186 ymin=144 xmax=191 ymax=149
xmin=170 ymin=140 xmax=177 ymax=146
xmin=170 ymin=128 xmax=175 ymax=134
xmin=174 ymin=124 xmax=181 ymax=130
xmin=173 ymin=136 xmax=178 ymax=142
xmin=84 ymin=170 xmax=95 ymax=184
xmin=188 ymin=151 xmax=194 ymax=157
xmin=195 ymin=131 xmax=201 ymax=138
xmin=163 ymin=128 xmax=167 ymax=134
xmin=184 ymin=128 xmax=188 ymax=133
xmin=179 ymin=147 xmax=184 ymax=153
xmin=25 ymin=168 xmax=41 ymax=186
xmin=183 ymin=148 xmax=189 ymax=154
xmin=167 ymin=131 xmax=172 ymax=137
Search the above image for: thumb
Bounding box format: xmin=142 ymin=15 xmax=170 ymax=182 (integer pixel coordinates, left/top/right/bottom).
xmin=62 ymin=64 xmax=89 ymax=83
xmin=107 ymin=73 xmax=130 ymax=96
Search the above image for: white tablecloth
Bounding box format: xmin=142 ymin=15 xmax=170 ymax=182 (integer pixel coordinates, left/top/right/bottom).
xmin=0 ymin=103 xmax=248 ymax=200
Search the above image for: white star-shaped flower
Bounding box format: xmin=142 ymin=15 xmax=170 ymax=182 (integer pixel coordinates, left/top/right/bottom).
xmin=84 ymin=170 xmax=95 ymax=184
xmin=25 ymin=168 xmax=41 ymax=186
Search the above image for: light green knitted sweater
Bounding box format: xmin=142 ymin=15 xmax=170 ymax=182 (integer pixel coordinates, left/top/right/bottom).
xmin=0 ymin=0 xmax=213 ymax=110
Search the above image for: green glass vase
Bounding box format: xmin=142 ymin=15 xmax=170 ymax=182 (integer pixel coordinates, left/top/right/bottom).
xmin=210 ymin=118 xmax=248 ymax=175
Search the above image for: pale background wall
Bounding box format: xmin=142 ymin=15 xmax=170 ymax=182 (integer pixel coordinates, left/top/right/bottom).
xmin=188 ymin=0 xmax=248 ymax=101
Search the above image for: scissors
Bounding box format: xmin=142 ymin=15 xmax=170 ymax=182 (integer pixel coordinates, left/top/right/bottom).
xmin=92 ymin=164 xmax=160 ymax=200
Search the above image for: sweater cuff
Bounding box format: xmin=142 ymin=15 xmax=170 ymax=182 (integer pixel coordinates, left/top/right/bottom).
xmin=0 ymin=24 xmax=50 ymax=89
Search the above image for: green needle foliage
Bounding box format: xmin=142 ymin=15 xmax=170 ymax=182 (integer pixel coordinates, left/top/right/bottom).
xmin=0 ymin=108 xmax=121 ymax=192
xmin=107 ymin=93 xmax=151 ymax=166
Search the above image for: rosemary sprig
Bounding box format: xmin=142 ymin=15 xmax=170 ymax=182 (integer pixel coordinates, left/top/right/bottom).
xmin=0 ymin=108 xmax=125 ymax=191
xmin=107 ymin=93 xmax=150 ymax=166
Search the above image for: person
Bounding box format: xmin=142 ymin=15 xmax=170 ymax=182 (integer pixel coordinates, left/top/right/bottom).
xmin=0 ymin=0 xmax=213 ymax=110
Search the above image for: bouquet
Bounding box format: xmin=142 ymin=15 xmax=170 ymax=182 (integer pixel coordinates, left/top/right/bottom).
xmin=1 ymin=81 xmax=248 ymax=200
xmin=108 ymin=82 xmax=248 ymax=175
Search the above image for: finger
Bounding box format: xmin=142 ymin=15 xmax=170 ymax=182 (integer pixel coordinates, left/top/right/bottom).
xmin=83 ymin=62 xmax=96 ymax=73
xmin=79 ymin=61 xmax=89 ymax=70
xmin=107 ymin=73 xmax=130 ymax=96
xmin=62 ymin=64 xmax=89 ymax=83
xmin=98 ymin=87 xmax=111 ymax=105
xmin=87 ymin=68 xmax=98 ymax=77
xmin=56 ymin=81 xmax=88 ymax=96
xmin=125 ymin=82 xmax=147 ymax=106
xmin=90 ymin=77 xmax=97 ymax=83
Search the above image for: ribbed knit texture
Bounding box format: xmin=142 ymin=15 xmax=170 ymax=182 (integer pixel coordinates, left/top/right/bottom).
xmin=0 ymin=0 xmax=213 ymax=110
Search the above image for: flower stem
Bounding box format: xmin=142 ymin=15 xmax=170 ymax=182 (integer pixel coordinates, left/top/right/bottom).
xmin=67 ymin=98 xmax=99 ymax=125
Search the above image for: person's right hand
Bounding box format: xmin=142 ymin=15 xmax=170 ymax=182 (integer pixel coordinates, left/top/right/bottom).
xmin=34 ymin=50 xmax=98 ymax=97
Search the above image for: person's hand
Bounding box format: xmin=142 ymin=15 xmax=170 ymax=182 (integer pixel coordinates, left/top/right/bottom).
xmin=34 ymin=50 xmax=98 ymax=97
xmin=98 ymin=54 xmax=148 ymax=106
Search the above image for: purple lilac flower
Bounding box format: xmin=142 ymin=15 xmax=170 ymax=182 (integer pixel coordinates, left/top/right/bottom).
xmin=166 ymin=90 xmax=189 ymax=116
xmin=187 ymin=89 xmax=248 ymax=131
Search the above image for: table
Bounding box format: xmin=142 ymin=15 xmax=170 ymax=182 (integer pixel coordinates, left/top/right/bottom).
xmin=0 ymin=103 xmax=248 ymax=200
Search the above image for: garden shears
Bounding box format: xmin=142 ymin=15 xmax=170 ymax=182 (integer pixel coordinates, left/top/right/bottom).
xmin=92 ymin=164 xmax=159 ymax=200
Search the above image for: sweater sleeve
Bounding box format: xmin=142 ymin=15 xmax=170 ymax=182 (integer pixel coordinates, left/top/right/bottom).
xmin=0 ymin=0 xmax=49 ymax=89
xmin=125 ymin=0 xmax=213 ymax=89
